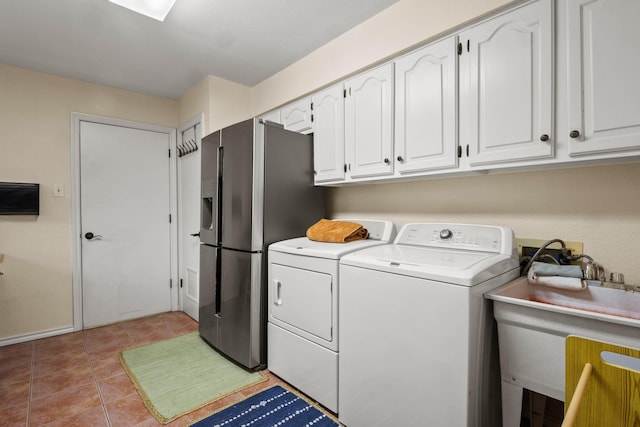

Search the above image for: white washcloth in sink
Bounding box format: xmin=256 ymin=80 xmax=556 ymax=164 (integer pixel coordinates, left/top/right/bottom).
xmin=527 ymin=267 xmax=587 ymax=291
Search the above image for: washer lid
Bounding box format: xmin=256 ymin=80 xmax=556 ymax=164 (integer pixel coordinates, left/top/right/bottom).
xmin=269 ymin=236 xmax=388 ymax=259
xmin=268 ymin=219 xmax=396 ymax=260
xmin=340 ymin=244 xmax=518 ymax=286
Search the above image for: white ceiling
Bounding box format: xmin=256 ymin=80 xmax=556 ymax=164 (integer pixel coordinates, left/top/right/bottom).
xmin=0 ymin=0 xmax=398 ymax=99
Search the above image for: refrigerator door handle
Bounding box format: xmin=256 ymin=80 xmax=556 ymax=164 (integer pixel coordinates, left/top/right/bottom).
xmin=214 ymin=278 xmax=221 ymax=316
xmin=215 ymin=248 xmax=222 ymax=316
xmin=274 ymin=280 xmax=283 ymax=306
xmin=216 ymin=145 xmax=224 ymax=245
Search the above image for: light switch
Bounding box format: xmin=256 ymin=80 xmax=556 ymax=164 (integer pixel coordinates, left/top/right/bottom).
xmin=53 ymin=184 xmax=65 ymax=198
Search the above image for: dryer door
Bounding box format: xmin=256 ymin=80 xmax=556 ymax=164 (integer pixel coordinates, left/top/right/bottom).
xmin=269 ymin=263 xmax=333 ymax=342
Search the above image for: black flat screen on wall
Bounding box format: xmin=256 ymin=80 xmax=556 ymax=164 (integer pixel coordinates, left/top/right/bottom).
xmin=0 ymin=182 xmax=40 ymax=215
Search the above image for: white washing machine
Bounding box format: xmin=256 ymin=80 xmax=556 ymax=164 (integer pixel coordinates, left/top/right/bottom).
xmin=338 ymin=223 xmax=520 ymax=427
xmin=267 ymin=219 xmax=396 ymax=413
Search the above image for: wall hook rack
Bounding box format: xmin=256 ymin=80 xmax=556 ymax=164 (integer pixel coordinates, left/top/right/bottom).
xmin=177 ymin=138 xmax=198 ymax=157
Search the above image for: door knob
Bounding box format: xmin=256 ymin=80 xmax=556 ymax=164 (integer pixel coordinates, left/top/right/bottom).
xmin=397 ymin=156 xmax=404 ymax=162
xmin=84 ymin=232 xmax=103 ymax=240
xmin=540 ymin=134 xmax=550 ymax=142
xmin=570 ymin=130 xmax=581 ymax=138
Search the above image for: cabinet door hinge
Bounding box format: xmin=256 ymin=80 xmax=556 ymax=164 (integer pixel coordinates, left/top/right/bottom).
xmin=310 ymin=102 xmax=314 ymax=111
xmin=467 ymin=40 xmax=470 ymax=53
xmin=344 ymin=164 xmax=347 ymax=173
xmin=466 ymin=144 xmax=470 ymax=157
xmin=169 ymin=214 xmax=172 ymax=223
xmin=168 ymin=148 xmax=171 ymax=158
xmin=311 ymin=114 xmax=314 ymax=123
xmin=458 ymin=145 xmax=462 ymax=158
xmin=170 ymin=278 xmax=173 ymax=289
xmin=180 ymin=278 xmax=183 ymax=288
xmin=457 ymin=43 xmax=462 ymax=55
xmin=343 ymin=89 xmax=347 ymax=98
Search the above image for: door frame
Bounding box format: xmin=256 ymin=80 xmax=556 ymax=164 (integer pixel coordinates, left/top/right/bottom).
xmin=70 ymin=113 xmax=178 ymax=331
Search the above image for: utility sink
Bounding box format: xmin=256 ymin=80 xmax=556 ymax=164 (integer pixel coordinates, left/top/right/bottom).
xmin=489 ymin=276 xmax=640 ymax=322
xmin=485 ymin=277 xmax=640 ymax=427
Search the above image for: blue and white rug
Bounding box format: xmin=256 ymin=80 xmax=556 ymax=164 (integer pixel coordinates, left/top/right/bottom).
xmin=190 ymin=385 xmax=339 ymax=427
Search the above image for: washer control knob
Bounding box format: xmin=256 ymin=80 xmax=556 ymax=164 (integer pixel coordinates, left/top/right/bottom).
xmin=439 ymin=229 xmax=453 ymax=240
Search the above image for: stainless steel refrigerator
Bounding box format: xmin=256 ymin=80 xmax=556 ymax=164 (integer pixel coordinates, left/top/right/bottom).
xmin=199 ymin=118 xmax=325 ymax=370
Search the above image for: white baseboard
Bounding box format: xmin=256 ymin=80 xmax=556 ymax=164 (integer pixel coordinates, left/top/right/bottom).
xmin=0 ymin=326 xmax=76 ymax=347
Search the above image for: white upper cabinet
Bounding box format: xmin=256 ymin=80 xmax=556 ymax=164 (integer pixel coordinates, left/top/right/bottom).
xmin=259 ymin=109 xmax=281 ymax=125
xmin=394 ymin=36 xmax=458 ymax=174
xmin=281 ymin=98 xmax=312 ymax=134
xmin=344 ymin=63 xmax=395 ymax=179
xmin=566 ymin=0 xmax=640 ymax=156
xmin=311 ymin=84 xmax=345 ymax=183
xmin=460 ymin=0 xmax=553 ymax=166
xmin=276 ymin=0 xmax=640 ymax=187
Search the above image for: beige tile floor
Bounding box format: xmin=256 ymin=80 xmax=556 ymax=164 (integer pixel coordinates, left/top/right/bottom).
xmin=0 ymin=312 xmax=285 ymax=426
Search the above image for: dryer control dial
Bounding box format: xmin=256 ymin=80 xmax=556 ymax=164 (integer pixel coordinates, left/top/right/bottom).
xmin=439 ymin=229 xmax=453 ymax=240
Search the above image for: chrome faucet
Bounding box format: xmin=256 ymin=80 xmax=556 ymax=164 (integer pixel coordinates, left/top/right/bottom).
xmin=583 ymin=261 xmax=606 ymax=282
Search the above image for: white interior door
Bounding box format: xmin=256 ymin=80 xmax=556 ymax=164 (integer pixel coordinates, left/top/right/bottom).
xmin=177 ymin=120 xmax=202 ymax=321
xmin=80 ymin=120 xmax=172 ymax=328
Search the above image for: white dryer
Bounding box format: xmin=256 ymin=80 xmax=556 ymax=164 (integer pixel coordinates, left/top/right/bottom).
xmin=267 ymin=219 xmax=396 ymax=413
xmin=338 ymin=223 xmax=519 ymax=427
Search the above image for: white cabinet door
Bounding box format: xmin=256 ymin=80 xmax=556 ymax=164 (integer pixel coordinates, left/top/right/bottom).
xmin=395 ymin=36 xmax=458 ymax=174
xmin=567 ymin=0 xmax=640 ymax=156
xmin=260 ymin=109 xmax=281 ymax=125
xmin=345 ymin=63 xmax=394 ymax=179
xmin=282 ymin=98 xmax=312 ymax=134
xmin=460 ymin=0 xmax=553 ymax=166
xmin=311 ymin=84 xmax=345 ymax=183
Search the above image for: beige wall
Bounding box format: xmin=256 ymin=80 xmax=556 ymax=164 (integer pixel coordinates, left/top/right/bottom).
xmin=178 ymin=75 xmax=253 ymax=135
xmin=327 ymin=163 xmax=640 ymax=283
xmin=178 ymin=76 xmax=211 ymax=131
xmin=251 ymin=0 xmax=640 ymax=284
xmin=252 ymin=0 xmax=516 ymax=115
xmin=0 ymin=64 xmax=178 ymax=340
xmin=207 ymin=76 xmax=253 ymax=133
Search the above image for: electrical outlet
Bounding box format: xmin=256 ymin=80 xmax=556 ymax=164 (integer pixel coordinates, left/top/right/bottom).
xmin=516 ymin=238 xmax=584 ymax=264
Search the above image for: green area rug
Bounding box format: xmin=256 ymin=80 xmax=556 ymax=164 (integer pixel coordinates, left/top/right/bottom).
xmin=119 ymin=332 xmax=267 ymax=424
